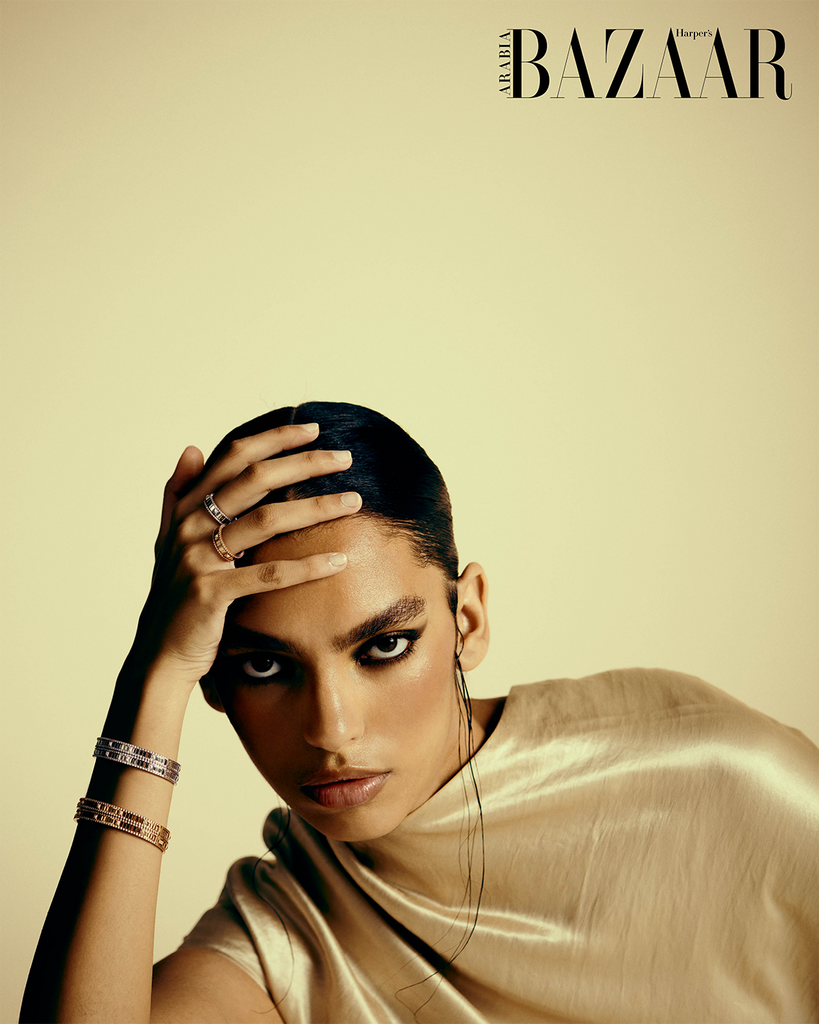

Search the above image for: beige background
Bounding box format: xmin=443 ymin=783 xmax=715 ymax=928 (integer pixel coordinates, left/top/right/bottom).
xmin=1 ymin=2 xmax=816 ymax=1020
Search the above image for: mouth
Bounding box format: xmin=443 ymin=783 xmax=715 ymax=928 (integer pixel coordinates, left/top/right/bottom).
xmin=301 ymin=769 xmax=391 ymax=809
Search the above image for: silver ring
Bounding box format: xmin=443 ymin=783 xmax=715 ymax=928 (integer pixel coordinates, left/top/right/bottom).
xmin=203 ymin=493 xmax=232 ymax=526
xmin=212 ymin=525 xmax=244 ymax=562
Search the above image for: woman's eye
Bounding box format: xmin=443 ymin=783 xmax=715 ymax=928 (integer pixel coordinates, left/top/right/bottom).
xmin=361 ymin=636 xmax=412 ymax=662
xmin=240 ymin=654 xmax=282 ymax=680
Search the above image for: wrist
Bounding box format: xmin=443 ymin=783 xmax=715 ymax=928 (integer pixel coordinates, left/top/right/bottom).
xmin=104 ymin=661 xmax=194 ymax=758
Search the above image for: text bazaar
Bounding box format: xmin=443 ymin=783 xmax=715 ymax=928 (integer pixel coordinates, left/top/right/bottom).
xmin=499 ymin=28 xmax=791 ymax=100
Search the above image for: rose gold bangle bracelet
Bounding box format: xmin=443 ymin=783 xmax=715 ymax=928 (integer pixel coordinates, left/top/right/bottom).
xmin=74 ymin=797 xmax=170 ymax=853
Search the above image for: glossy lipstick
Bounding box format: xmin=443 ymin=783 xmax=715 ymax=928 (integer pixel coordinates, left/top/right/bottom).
xmin=301 ymin=770 xmax=390 ymax=809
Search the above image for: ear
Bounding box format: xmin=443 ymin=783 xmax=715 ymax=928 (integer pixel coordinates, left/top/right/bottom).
xmin=455 ymin=562 xmax=490 ymax=672
xmin=199 ymin=673 xmax=226 ymax=713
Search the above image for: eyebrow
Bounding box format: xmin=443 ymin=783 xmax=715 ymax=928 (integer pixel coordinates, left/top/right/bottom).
xmin=220 ymin=595 xmax=428 ymax=658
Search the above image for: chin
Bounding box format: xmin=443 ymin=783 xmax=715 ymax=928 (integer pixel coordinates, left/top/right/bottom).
xmin=297 ymin=802 xmax=406 ymax=843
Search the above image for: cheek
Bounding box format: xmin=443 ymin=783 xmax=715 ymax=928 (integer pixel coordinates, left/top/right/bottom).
xmin=218 ymin=687 xmax=295 ymax=769
xmin=382 ymin=635 xmax=457 ymax=739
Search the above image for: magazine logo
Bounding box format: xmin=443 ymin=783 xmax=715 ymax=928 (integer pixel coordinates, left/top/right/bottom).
xmin=499 ymin=29 xmax=791 ymax=99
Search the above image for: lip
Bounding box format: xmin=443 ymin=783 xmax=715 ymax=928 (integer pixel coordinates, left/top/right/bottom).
xmin=301 ymin=770 xmax=391 ymax=809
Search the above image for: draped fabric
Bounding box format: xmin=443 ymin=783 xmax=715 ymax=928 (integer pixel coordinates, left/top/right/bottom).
xmin=181 ymin=669 xmax=819 ymax=1023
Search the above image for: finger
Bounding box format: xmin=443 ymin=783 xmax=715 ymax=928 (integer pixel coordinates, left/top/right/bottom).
xmin=206 ymin=448 xmax=352 ymax=520
xmin=219 ymin=491 xmax=362 ymax=554
xmin=156 ymin=446 xmax=205 ymax=551
xmin=218 ymin=551 xmax=350 ymax=600
xmin=176 ymin=422 xmax=320 ymax=520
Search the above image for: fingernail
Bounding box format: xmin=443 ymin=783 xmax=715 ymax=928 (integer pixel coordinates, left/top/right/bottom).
xmin=300 ymin=422 xmax=319 ymax=433
xmin=329 ymin=552 xmax=347 ymax=567
xmin=341 ymin=492 xmax=361 ymax=508
xmin=331 ymin=450 xmax=352 ymax=463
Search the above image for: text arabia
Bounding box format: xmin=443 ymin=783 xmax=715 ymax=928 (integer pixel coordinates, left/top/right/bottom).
xmin=499 ymin=29 xmax=791 ymax=99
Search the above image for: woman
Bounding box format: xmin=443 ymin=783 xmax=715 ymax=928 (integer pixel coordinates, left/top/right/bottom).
xmin=21 ymin=402 xmax=819 ymax=1024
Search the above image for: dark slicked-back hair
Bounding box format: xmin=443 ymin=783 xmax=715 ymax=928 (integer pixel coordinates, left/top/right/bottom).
xmin=208 ymin=402 xmax=459 ymax=604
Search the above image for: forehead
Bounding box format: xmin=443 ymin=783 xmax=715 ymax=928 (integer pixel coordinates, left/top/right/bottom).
xmin=234 ymin=516 xmax=450 ymax=640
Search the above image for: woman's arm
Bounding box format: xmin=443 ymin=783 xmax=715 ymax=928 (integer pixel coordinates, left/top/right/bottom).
xmin=20 ymin=426 xmax=356 ymax=1023
xmin=151 ymin=948 xmax=281 ymax=1023
xmin=23 ymin=662 xmax=194 ymax=1023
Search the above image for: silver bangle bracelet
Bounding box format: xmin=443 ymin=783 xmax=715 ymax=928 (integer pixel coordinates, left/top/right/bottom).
xmin=93 ymin=737 xmax=181 ymax=785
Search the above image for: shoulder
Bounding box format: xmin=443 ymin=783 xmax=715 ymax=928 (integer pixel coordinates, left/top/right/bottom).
xmin=151 ymin=947 xmax=279 ymax=1024
xmin=506 ymin=667 xmax=749 ymax=723
xmin=505 ymin=666 xmax=803 ymax=730
xmin=487 ymin=670 xmax=819 ymax=889
xmin=498 ymin=668 xmax=819 ymax=789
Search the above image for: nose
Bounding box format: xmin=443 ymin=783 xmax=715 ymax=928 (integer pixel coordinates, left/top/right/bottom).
xmin=300 ymin=673 xmax=364 ymax=753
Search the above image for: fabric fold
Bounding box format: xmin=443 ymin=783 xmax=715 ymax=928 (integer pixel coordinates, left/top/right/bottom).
xmin=182 ymin=668 xmax=819 ymax=1023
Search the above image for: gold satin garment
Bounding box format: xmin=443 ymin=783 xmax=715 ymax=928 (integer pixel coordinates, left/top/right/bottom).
xmin=181 ymin=669 xmax=819 ymax=1023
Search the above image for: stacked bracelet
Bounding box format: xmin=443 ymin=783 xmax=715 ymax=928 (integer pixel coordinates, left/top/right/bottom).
xmin=93 ymin=737 xmax=181 ymax=785
xmin=74 ymin=797 xmax=170 ymax=853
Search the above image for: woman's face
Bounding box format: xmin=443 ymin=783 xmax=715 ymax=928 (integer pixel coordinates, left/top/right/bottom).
xmin=210 ymin=517 xmax=489 ymax=842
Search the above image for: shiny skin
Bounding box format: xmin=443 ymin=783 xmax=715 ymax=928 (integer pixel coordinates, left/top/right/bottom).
xmin=206 ymin=517 xmax=493 ymax=842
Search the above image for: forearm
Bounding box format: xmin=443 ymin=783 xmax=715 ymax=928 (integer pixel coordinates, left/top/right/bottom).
xmin=21 ymin=667 xmax=193 ymax=1024
xmin=21 ymin=423 xmax=353 ymax=1023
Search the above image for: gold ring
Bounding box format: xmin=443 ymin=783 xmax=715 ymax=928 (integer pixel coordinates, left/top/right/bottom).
xmin=212 ymin=524 xmax=244 ymax=562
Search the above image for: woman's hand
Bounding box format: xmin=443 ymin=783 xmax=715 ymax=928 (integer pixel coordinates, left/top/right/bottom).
xmin=127 ymin=422 xmax=359 ymax=689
